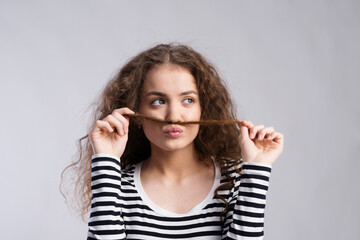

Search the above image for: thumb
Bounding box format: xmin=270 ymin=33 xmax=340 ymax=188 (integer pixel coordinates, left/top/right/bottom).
xmin=239 ymin=123 xmax=251 ymax=143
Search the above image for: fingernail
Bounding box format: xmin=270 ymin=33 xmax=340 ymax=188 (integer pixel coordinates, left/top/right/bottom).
xmin=250 ymin=132 xmax=254 ymax=138
xmin=259 ymin=133 xmax=264 ymax=139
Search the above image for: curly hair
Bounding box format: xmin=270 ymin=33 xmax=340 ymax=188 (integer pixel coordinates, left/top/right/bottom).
xmin=61 ymin=43 xmax=242 ymax=220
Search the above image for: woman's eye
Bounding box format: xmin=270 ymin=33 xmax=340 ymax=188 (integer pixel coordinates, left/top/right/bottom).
xmin=151 ymin=99 xmax=165 ymax=105
xmin=183 ymin=98 xmax=194 ymax=104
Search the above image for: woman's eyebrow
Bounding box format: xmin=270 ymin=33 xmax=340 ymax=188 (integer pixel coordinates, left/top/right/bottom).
xmin=145 ymin=90 xmax=198 ymax=97
xmin=145 ymin=91 xmax=166 ymax=97
xmin=180 ymin=90 xmax=198 ymax=96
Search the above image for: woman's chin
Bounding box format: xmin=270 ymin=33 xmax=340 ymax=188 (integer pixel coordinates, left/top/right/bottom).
xmin=150 ymin=140 xmax=195 ymax=153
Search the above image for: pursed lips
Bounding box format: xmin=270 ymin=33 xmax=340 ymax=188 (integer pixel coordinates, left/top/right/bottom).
xmin=164 ymin=126 xmax=184 ymax=137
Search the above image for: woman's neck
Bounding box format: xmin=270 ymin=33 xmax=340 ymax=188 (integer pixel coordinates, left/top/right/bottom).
xmin=142 ymin=144 xmax=208 ymax=181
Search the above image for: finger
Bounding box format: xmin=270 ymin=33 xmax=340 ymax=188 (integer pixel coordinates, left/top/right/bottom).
xmin=240 ymin=120 xmax=254 ymax=128
xmin=112 ymin=111 xmax=130 ymax=134
xmin=95 ymin=120 xmax=114 ymax=133
xmin=257 ymin=126 xmax=275 ymax=140
xmin=266 ymin=131 xmax=281 ymax=140
xmin=104 ymin=115 xmax=125 ymax=136
xmin=239 ymin=123 xmax=250 ymax=142
xmin=249 ymin=124 xmax=265 ymax=139
xmin=114 ymin=108 xmax=136 ymax=127
xmin=266 ymin=132 xmax=276 ymax=140
xmin=273 ymin=132 xmax=284 ymax=144
xmin=267 ymin=132 xmax=284 ymax=144
xmin=114 ymin=107 xmax=135 ymax=118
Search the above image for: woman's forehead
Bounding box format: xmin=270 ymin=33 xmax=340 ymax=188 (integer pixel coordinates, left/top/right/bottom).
xmin=142 ymin=64 xmax=198 ymax=93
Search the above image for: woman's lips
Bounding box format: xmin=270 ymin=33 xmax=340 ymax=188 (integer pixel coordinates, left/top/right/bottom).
xmin=165 ymin=127 xmax=184 ymax=138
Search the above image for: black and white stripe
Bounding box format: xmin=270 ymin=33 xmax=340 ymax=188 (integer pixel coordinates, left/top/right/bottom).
xmin=88 ymin=154 xmax=271 ymax=240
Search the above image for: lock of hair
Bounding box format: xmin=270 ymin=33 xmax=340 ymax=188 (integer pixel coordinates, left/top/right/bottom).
xmin=123 ymin=113 xmax=242 ymax=125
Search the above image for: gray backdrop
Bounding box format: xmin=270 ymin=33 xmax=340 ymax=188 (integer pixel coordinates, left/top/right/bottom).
xmin=1 ymin=0 xmax=359 ymax=239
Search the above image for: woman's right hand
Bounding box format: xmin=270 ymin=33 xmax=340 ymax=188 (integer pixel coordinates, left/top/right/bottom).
xmin=89 ymin=107 xmax=135 ymax=158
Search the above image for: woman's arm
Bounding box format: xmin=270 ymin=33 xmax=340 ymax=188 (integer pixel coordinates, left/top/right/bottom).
xmin=87 ymin=154 xmax=126 ymax=240
xmin=225 ymin=120 xmax=283 ymax=239
xmin=226 ymin=162 xmax=272 ymax=239
xmin=87 ymin=108 xmax=134 ymax=239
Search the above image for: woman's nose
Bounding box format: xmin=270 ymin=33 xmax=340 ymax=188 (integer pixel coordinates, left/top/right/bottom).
xmin=165 ymin=103 xmax=182 ymax=122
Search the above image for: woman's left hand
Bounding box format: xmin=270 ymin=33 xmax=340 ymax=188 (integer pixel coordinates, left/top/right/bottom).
xmin=238 ymin=120 xmax=284 ymax=166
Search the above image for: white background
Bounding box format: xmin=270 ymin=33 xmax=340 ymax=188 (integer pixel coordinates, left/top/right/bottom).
xmin=1 ymin=0 xmax=359 ymax=239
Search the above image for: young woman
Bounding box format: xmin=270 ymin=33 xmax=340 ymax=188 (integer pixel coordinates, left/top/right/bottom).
xmin=68 ymin=43 xmax=284 ymax=239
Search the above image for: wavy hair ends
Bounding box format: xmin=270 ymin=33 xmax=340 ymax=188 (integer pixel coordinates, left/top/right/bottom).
xmin=60 ymin=43 xmax=242 ymax=220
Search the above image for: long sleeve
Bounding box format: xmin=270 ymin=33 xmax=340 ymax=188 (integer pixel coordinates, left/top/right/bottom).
xmin=87 ymin=154 xmax=126 ymax=240
xmin=226 ymin=162 xmax=272 ymax=240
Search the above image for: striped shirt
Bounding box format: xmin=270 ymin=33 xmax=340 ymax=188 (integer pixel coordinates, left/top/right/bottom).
xmin=88 ymin=154 xmax=272 ymax=240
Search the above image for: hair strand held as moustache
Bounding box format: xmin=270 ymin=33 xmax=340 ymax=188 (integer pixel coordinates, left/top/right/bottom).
xmin=123 ymin=113 xmax=243 ymax=125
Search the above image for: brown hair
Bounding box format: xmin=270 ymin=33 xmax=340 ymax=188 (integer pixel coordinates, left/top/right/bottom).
xmin=61 ymin=43 xmax=242 ymax=220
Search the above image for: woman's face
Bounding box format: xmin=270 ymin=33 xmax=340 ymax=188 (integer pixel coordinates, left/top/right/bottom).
xmin=139 ymin=64 xmax=201 ymax=153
